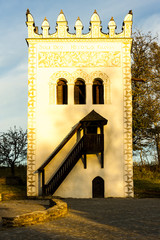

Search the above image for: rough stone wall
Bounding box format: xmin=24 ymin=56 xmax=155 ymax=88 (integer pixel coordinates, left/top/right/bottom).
xmin=2 ymin=199 xmax=68 ymax=227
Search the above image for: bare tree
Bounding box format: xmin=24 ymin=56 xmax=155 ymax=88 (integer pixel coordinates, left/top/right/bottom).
xmin=0 ymin=126 xmax=27 ymax=175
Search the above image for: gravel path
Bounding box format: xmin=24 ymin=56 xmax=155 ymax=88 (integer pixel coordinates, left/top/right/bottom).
xmin=0 ymin=198 xmax=160 ymax=240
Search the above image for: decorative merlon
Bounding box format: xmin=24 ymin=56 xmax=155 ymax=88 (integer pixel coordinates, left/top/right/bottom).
xmin=56 ymin=10 xmax=69 ymax=38
xmin=108 ymin=17 xmax=117 ymax=38
xmin=89 ymin=10 xmax=102 ymax=38
xmin=90 ymin=10 xmax=101 ymax=22
xmin=26 ymin=9 xmax=132 ymax=39
xmin=41 ymin=17 xmax=50 ymax=38
xmin=57 ymin=9 xmax=67 ymax=22
xmin=75 ymin=17 xmax=83 ymax=37
xmin=124 ymin=10 xmax=133 ymax=21
xmin=122 ymin=10 xmax=133 ymax=37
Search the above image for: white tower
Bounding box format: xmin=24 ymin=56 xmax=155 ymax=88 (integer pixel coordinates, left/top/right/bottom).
xmin=26 ymin=9 xmax=133 ymax=198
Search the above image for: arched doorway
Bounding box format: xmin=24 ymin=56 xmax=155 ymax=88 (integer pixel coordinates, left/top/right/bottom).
xmin=92 ymin=176 xmax=104 ymax=198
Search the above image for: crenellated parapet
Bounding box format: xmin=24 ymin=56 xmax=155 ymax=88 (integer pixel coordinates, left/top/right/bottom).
xmin=26 ymin=9 xmax=132 ymax=39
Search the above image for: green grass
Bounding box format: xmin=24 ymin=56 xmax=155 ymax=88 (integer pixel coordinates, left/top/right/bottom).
xmin=133 ymin=165 xmax=160 ymax=198
xmin=0 ymin=184 xmax=26 ymax=200
xmin=0 ymin=165 xmax=160 ymax=200
xmin=0 ymin=166 xmax=27 ymax=183
xmin=0 ymin=166 xmax=27 ymax=200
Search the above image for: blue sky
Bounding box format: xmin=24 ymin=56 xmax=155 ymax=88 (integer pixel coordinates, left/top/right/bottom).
xmin=0 ymin=0 xmax=160 ymax=132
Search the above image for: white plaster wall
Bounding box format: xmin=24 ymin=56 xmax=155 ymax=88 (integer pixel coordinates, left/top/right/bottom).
xmin=34 ymin=41 xmax=125 ymax=197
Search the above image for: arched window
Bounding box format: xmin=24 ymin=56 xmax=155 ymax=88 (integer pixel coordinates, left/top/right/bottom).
xmin=93 ymin=78 xmax=104 ymax=104
xmin=57 ymin=79 xmax=68 ymax=104
xmin=74 ymin=79 xmax=86 ymax=104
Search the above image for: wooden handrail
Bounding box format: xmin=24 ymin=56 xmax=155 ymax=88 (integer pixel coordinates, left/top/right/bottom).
xmin=44 ymin=137 xmax=84 ymax=195
xmin=37 ymin=122 xmax=82 ymax=172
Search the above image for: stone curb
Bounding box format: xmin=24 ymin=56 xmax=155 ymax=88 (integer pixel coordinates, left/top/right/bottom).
xmin=2 ymin=199 xmax=68 ymax=227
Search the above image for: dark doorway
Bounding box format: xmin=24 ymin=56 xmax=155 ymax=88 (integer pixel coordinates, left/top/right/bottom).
xmin=92 ymin=176 xmax=104 ymax=198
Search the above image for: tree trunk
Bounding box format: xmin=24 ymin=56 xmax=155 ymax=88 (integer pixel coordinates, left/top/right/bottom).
xmin=155 ymin=134 xmax=160 ymax=168
xmin=11 ymin=163 xmax=15 ymax=176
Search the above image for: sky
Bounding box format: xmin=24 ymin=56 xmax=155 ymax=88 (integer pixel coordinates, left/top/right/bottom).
xmin=0 ymin=0 xmax=160 ymax=132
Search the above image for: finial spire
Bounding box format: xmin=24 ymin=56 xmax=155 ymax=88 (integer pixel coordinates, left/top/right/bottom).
xmin=94 ymin=9 xmax=97 ymax=14
xmin=77 ymin=16 xmax=80 ymax=20
xmin=129 ymin=10 xmax=132 ymax=15
xmin=60 ymin=9 xmax=64 ymax=14
xmin=26 ymin=9 xmax=30 ymax=14
xmin=110 ymin=17 xmax=114 ymax=21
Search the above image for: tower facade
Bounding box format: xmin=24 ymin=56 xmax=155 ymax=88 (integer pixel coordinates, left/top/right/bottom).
xmin=26 ymin=10 xmax=133 ymax=198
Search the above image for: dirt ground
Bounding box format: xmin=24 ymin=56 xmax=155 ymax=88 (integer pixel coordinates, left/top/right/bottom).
xmin=0 ymin=198 xmax=160 ymax=240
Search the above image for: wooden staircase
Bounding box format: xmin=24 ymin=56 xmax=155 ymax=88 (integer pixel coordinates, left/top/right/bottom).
xmin=45 ymin=137 xmax=84 ymax=195
xmin=37 ymin=110 xmax=107 ymax=196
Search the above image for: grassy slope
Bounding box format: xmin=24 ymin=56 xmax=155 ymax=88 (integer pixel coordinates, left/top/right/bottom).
xmin=0 ymin=166 xmax=27 ymax=200
xmin=0 ymin=166 xmax=160 ymax=199
xmin=133 ymin=165 xmax=160 ymax=198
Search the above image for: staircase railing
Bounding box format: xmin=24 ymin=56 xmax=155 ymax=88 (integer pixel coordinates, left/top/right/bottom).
xmin=44 ymin=137 xmax=84 ymax=195
xmin=36 ymin=113 xmax=106 ymax=195
xmin=37 ymin=122 xmax=81 ymax=172
xmin=83 ymin=134 xmax=104 ymax=153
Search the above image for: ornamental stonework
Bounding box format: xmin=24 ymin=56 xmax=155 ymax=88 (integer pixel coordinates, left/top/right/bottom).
xmin=122 ymin=40 xmax=133 ymax=197
xmin=27 ymin=43 xmax=37 ymax=196
xmin=38 ymin=51 xmax=121 ymax=68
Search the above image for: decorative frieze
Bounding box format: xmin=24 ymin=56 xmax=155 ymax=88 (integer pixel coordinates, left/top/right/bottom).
xmin=38 ymin=51 xmax=121 ymax=68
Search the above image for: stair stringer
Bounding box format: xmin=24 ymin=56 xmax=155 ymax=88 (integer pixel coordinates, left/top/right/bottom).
xmin=45 ymin=137 xmax=84 ymax=195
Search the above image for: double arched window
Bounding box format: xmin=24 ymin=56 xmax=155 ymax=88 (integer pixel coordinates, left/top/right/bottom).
xmin=57 ymin=79 xmax=68 ymax=104
xmin=92 ymin=78 xmax=104 ymax=104
xmin=74 ymin=78 xmax=86 ymax=104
